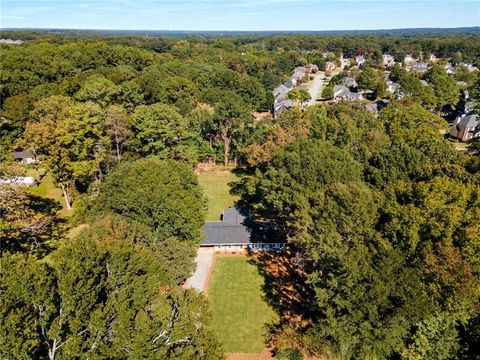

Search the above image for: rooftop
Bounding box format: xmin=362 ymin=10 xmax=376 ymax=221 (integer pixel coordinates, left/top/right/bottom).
xmin=201 ymin=207 xmax=283 ymax=246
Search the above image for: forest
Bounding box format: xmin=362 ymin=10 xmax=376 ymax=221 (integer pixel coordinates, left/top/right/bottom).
xmin=1 ymin=30 xmax=480 ymax=359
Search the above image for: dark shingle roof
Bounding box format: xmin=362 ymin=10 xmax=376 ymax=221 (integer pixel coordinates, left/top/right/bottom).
xmin=202 ymin=222 xmax=252 ymax=245
xmin=201 ymin=207 xmax=251 ymax=245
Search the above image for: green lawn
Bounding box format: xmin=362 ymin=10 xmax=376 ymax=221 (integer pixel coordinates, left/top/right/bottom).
xmin=27 ymin=170 xmax=73 ymax=218
xmin=208 ymin=257 xmax=277 ymax=353
xmin=197 ymin=167 xmax=239 ymax=221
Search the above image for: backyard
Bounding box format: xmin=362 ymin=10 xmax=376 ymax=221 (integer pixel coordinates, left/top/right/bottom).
xmin=196 ymin=166 xmax=239 ymax=221
xmin=26 ymin=169 xmax=73 ymax=218
xmin=208 ymin=256 xmax=278 ymax=353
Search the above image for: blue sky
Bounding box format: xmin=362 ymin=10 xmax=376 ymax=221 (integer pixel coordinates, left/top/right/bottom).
xmin=1 ymin=0 xmax=479 ymax=31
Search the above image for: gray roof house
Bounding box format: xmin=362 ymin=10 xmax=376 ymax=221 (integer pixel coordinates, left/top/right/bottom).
xmin=333 ymin=85 xmax=363 ymax=102
xmin=450 ymin=114 xmax=479 ymax=142
xmin=273 ymin=84 xmax=289 ymax=99
xmin=274 ymin=99 xmax=294 ymax=117
xmin=13 ymin=151 xmax=36 ymax=164
xmin=341 ymin=77 xmax=358 ymax=88
xmin=201 ymin=207 xmax=285 ymax=252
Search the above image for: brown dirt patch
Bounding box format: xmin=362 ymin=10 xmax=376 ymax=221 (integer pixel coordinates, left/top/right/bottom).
xmin=227 ymin=348 xmax=275 ymax=360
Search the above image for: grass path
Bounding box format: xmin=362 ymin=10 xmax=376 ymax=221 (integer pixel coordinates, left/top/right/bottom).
xmin=208 ymin=257 xmax=278 ymax=353
xmin=197 ymin=166 xmax=239 ymax=221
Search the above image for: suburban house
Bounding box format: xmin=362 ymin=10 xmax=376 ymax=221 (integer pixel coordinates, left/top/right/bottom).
xmin=458 ymin=62 xmax=479 ymax=72
xmin=445 ymin=63 xmax=456 ymax=75
xmin=200 ymin=207 xmax=285 ymax=252
xmin=411 ymin=61 xmax=428 ymax=73
xmin=305 ymin=64 xmax=319 ymax=73
xmin=365 ymin=100 xmax=387 ymax=116
xmin=326 ymin=61 xmax=336 ymax=71
xmin=273 ymin=81 xmax=294 ymax=117
xmin=291 ymin=66 xmax=307 ymax=85
xmin=386 ymin=81 xmax=399 ymax=94
xmin=355 ymin=55 xmax=366 ymax=67
xmin=333 ymin=85 xmax=363 ymax=102
xmin=341 ymin=77 xmax=358 ymax=88
xmin=450 ymin=114 xmax=479 ymax=142
xmin=13 ymin=151 xmax=36 ymax=164
xmin=274 ymin=99 xmax=294 ymax=116
xmin=339 ymin=53 xmax=351 ymax=68
xmin=273 ymin=84 xmax=289 ymax=100
xmin=403 ymin=54 xmax=417 ymax=65
xmin=383 ymin=54 xmax=395 ymax=67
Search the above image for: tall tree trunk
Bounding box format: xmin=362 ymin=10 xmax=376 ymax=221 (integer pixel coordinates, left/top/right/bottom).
xmin=223 ymin=136 xmax=230 ymax=168
xmin=114 ymin=131 xmax=121 ymax=161
xmin=60 ymin=183 xmax=72 ymax=210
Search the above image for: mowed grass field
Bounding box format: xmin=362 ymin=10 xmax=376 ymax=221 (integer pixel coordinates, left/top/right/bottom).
xmin=197 ymin=167 xmax=239 ymax=221
xmin=208 ymin=257 xmax=278 ymax=353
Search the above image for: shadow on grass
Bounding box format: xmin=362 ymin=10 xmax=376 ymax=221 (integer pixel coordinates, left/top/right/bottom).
xmin=247 ymin=249 xmax=318 ymax=327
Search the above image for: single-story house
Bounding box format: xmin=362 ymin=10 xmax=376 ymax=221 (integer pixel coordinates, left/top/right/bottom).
xmin=14 ymin=151 xmax=36 ymax=164
xmin=201 ymin=207 xmax=285 ymax=253
xmin=450 ymin=114 xmax=479 ymax=142
xmin=333 ymin=85 xmax=363 ymax=102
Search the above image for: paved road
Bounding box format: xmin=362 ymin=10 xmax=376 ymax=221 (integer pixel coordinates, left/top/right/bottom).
xmin=185 ymin=247 xmax=214 ymax=293
xmin=306 ymin=73 xmax=325 ymax=106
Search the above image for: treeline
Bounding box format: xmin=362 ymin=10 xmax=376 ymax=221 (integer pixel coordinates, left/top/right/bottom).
xmin=233 ymin=102 xmax=480 ymax=359
xmin=0 ymin=41 xmax=282 ymax=206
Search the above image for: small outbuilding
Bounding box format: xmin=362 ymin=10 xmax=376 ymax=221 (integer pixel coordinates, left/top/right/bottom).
xmin=13 ymin=151 xmax=36 ymax=164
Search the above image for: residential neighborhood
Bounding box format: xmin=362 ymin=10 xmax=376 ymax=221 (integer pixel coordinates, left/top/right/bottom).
xmin=1 ymin=11 xmax=479 ymax=360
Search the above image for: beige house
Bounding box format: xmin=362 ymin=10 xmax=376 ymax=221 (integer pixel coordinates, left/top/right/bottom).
xmin=450 ymin=114 xmax=479 ymax=142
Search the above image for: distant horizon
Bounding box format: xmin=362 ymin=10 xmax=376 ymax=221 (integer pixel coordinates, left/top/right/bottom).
xmin=2 ymin=26 xmax=479 ymax=34
xmin=1 ymin=1 xmax=479 ymax=31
